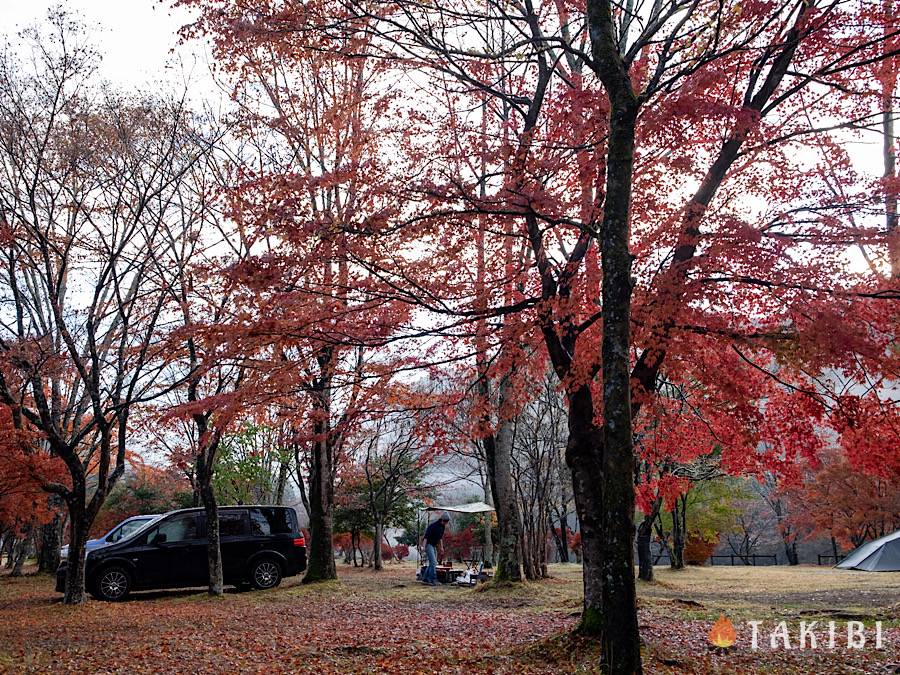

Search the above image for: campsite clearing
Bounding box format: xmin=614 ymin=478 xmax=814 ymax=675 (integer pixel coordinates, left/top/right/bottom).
xmin=638 ymin=564 xmax=900 ymax=614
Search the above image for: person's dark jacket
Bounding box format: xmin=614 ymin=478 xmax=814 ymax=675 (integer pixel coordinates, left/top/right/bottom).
xmin=423 ymin=520 xmax=446 ymax=547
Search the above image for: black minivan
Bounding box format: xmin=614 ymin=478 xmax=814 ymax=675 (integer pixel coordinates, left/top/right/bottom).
xmin=56 ymin=506 xmax=306 ymax=601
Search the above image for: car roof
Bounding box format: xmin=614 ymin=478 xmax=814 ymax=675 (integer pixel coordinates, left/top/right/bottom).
xmin=160 ymin=505 xmax=294 ymax=517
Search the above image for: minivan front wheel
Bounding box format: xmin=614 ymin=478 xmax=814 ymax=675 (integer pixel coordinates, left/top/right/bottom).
xmin=250 ymin=559 xmax=282 ymax=590
xmin=93 ymin=566 xmax=131 ymax=601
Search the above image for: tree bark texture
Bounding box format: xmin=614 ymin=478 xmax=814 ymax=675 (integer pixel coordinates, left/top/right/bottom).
xmin=485 ymin=412 xmax=523 ymax=583
xmin=304 ymin=432 xmax=337 ymax=583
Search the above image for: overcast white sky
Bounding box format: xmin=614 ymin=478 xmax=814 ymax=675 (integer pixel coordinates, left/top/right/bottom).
xmin=2 ymin=0 xmax=202 ymax=88
xmin=0 ymin=0 xmax=884 ymax=277
xmin=4 ymin=1 xmax=883 ymax=167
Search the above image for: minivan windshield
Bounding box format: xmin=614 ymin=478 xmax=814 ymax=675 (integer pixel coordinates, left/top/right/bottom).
xmin=108 ymin=515 xmax=164 ymax=544
xmin=106 ymin=516 xmax=156 ymax=543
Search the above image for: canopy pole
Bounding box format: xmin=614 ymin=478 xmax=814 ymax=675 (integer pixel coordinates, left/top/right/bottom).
xmin=416 ymin=507 xmax=421 ymax=562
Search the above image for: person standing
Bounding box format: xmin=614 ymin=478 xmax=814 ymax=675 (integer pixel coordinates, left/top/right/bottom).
xmin=421 ymin=511 xmax=450 ymax=586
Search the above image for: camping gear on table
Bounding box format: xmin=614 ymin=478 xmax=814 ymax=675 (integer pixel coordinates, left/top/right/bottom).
xmin=415 ymin=559 xmax=491 ymax=586
xmin=835 ymin=530 xmax=900 ymax=571
xmin=455 ymin=558 xmax=492 ymax=586
xmin=416 ymin=563 xmax=465 ymax=584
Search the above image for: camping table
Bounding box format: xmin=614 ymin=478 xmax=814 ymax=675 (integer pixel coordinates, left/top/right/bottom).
xmin=437 ymin=566 xmax=464 ymax=584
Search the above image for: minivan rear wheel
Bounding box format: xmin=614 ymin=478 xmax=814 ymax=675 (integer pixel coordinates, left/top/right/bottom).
xmin=250 ymin=559 xmax=282 ymax=590
xmin=92 ymin=566 xmax=131 ymax=601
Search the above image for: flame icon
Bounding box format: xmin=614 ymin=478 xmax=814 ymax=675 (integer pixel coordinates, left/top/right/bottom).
xmin=708 ymin=614 xmax=737 ymax=648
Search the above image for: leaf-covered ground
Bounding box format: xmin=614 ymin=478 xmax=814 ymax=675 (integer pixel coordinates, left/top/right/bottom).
xmin=0 ymin=563 xmax=898 ymax=673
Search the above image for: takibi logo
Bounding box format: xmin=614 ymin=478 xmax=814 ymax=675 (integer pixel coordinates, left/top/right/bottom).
xmin=708 ymin=614 xmax=737 ymax=648
xmin=706 ymin=615 xmax=888 ymax=651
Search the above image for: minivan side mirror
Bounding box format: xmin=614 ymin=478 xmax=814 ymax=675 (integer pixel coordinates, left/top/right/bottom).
xmin=153 ymin=533 xmax=167 ymax=545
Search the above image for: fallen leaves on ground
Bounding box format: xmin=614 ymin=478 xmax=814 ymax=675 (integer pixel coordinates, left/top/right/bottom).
xmin=0 ymin=566 xmax=576 ymax=674
xmin=1 ymin=564 xmax=898 ymax=673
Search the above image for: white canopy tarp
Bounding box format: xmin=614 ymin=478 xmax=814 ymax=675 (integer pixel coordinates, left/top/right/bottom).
xmin=835 ymin=530 xmax=900 ymax=571
xmin=424 ymin=501 xmax=495 ymax=514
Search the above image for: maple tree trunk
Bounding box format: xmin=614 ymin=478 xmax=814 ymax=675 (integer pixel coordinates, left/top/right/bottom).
xmin=560 ymin=517 xmax=570 ymax=563
xmin=542 ymin=543 xmax=550 ymax=577
xmin=200 ymin=483 xmax=224 ymax=597
xmin=539 ymin=512 xmax=550 ymax=578
xmin=10 ymin=533 xmax=28 ymax=577
xmin=373 ymin=520 xmax=384 ymax=571
xmin=486 ymin=415 xmax=523 ymax=583
xmin=4 ymin=538 xmax=16 ymax=570
xmin=482 ymin=480 xmax=495 ymax=565
xmin=304 ymin=436 xmax=337 ymax=583
xmin=382 ymin=531 xmax=394 ymax=565
xmin=670 ymin=529 xmax=684 ymax=570
xmin=0 ymin=533 xmax=12 ymax=568
xmin=475 ymin=325 xmax=520 ymax=581
xmin=521 ymin=529 xmax=536 ymax=581
xmin=61 ymin=468 xmax=109 ymax=605
xmin=530 ymin=550 xmax=540 ymax=581
xmin=551 ymin=515 xmax=568 ymax=563
xmin=598 ymin=117 xmax=642 ymax=674
xmin=580 ymin=0 xmax=645 ymax=665
xmin=37 ymin=511 xmax=62 ymax=574
xmin=196 ymin=449 xmax=224 ymax=597
xmin=637 ymin=514 xmax=655 ymax=582
xmin=670 ymin=505 xmax=685 ymax=570
xmin=565 ymin=385 xmax=605 ymax=634
xmin=275 ymin=460 xmax=289 ymax=505
xmin=64 ymin=501 xmax=89 ymax=605
xmin=784 ymin=539 xmax=799 ymax=566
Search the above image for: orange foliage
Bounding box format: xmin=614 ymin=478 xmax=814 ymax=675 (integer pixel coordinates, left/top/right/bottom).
xmin=683 ymin=533 xmax=719 ymax=566
xmin=786 ymin=450 xmax=900 ymax=550
xmin=90 ymin=464 xmax=191 ymax=538
xmin=0 ymin=408 xmax=62 ymax=533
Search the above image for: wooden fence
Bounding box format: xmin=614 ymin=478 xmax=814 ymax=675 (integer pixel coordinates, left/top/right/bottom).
xmin=650 ymin=551 xmax=779 ymax=566
xmin=707 ymin=554 xmax=778 ymax=566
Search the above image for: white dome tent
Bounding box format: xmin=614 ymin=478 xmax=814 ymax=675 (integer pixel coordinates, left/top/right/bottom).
xmin=835 ymin=530 xmax=900 ymax=571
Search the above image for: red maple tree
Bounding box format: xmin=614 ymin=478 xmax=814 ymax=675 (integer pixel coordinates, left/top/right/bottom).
xmin=169 ymin=2 xmax=900 ymax=671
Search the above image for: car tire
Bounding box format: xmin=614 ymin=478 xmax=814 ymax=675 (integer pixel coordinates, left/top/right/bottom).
xmin=92 ymin=566 xmax=132 ymax=602
xmin=249 ymin=558 xmax=282 ymax=590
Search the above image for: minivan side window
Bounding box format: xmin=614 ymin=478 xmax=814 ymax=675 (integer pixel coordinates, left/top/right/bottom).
xmin=218 ymin=511 xmax=247 ymax=537
xmin=249 ymin=509 xmax=270 ymax=536
xmin=250 ymin=507 xmax=293 ymax=535
xmin=148 ymin=514 xmax=199 ymax=544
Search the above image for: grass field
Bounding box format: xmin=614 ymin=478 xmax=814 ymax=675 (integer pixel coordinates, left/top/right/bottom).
xmin=0 ymin=562 xmax=897 ymax=673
